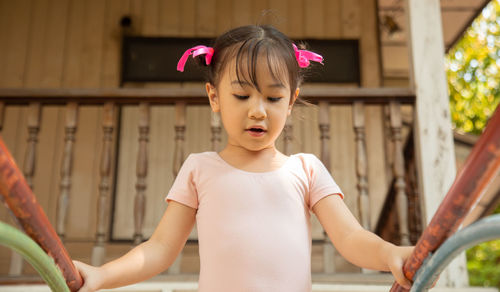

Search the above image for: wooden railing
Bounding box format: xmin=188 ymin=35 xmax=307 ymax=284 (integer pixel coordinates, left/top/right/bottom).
xmin=0 ymin=87 xmax=415 ymax=277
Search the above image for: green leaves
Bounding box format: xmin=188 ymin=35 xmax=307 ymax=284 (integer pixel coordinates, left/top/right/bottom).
xmin=446 ymin=0 xmax=500 ymax=135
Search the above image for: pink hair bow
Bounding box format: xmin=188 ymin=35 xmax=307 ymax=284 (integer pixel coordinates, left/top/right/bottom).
xmin=293 ymin=44 xmax=324 ymax=68
xmin=177 ymin=45 xmax=214 ymax=72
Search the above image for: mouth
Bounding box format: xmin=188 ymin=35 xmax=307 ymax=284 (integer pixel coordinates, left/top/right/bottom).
xmin=245 ymin=127 xmax=267 ymax=137
xmin=246 ymin=127 xmax=267 ymax=133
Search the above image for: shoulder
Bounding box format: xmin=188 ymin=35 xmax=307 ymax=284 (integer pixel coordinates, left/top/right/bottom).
xmin=292 ymin=153 xmax=324 ymax=168
xmin=181 ymin=151 xmax=218 ymax=169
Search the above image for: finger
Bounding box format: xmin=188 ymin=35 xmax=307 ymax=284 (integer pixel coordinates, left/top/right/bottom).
xmin=391 ymin=265 xmax=412 ymax=290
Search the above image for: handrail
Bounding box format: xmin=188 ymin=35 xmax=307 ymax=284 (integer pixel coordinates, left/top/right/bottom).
xmin=0 ymin=87 xmax=415 ymax=105
xmin=390 ymin=104 xmax=500 ymax=291
xmin=0 ymin=137 xmax=83 ymax=291
xmin=410 ymin=214 xmax=500 ymax=291
xmin=0 ymin=221 xmax=70 ymax=292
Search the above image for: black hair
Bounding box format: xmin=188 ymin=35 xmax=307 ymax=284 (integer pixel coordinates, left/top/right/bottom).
xmin=196 ymin=25 xmax=306 ymax=99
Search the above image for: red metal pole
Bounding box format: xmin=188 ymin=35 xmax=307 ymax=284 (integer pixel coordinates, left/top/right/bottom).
xmin=390 ymin=105 xmax=500 ymax=291
xmin=0 ymin=137 xmax=83 ymax=291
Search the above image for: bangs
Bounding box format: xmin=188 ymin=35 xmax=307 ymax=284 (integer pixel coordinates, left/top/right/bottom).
xmin=231 ymin=39 xmax=297 ymax=96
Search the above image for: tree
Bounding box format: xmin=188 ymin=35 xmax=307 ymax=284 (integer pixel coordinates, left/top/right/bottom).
xmin=445 ymin=0 xmax=500 ymax=288
xmin=446 ymin=0 xmax=500 ymax=135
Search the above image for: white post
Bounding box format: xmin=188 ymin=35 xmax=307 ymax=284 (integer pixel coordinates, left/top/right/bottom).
xmin=405 ymin=0 xmax=469 ymax=287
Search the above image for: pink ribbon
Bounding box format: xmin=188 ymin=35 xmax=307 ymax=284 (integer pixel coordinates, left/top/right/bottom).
xmin=293 ymin=44 xmax=324 ymax=68
xmin=177 ymin=45 xmax=214 ymax=72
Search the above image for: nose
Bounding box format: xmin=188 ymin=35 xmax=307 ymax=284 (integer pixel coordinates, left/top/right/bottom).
xmin=248 ymin=98 xmax=267 ymax=120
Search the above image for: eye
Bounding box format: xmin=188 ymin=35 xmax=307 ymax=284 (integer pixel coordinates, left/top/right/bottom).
xmin=233 ymin=94 xmax=249 ymax=100
xmin=267 ymin=97 xmax=282 ymax=102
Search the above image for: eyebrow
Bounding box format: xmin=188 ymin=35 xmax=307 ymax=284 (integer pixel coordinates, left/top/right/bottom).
xmin=231 ymin=80 xmax=286 ymax=89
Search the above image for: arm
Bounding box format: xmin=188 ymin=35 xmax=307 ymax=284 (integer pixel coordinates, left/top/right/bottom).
xmin=74 ymin=201 xmax=196 ymax=292
xmin=312 ymin=194 xmax=413 ymax=289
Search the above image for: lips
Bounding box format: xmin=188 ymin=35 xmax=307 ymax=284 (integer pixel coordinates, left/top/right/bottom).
xmin=246 ymin=126 xmax=267 ymax=137
xmin=246 ymin=126 xmax=267 ymax=133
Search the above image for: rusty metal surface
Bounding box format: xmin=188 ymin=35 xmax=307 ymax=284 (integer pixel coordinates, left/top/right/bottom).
xmin=390 ymin=105 xmax=500 ymax=292
xmin=0 ymin=137 xmax=83 ymax=291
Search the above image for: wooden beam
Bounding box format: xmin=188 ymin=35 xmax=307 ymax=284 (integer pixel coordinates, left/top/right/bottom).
xmin=0 ymin=87 xmax=415 ymax=105
xmin=404 ymin=0 xmax=468 ymax=287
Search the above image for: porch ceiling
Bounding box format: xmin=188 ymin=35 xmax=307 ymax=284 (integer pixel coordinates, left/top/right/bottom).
xmin=378 ymin=0 xmax=491 ymax=79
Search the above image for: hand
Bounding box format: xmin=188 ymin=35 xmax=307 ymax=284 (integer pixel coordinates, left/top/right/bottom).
xmin=73 ymin=260 xmax=105 ymax=292
xmin=384 ymin=245 xmax=414 ymax=290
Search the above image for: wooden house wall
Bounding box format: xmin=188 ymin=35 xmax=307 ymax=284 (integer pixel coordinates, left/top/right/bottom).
xmin=0 ymin=0 xmax=387 ymax=272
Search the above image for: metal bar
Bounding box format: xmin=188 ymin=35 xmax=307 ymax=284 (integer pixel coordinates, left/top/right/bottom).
xmin=410 ymin=214 xmax=500 ymax=292
xmin=0 ymin=137 xmax=83 ymax=291
xmin=0 ymin=221 xmax=71 ymax=292
xmin=390 ymin=104 xmax=500 ymax=291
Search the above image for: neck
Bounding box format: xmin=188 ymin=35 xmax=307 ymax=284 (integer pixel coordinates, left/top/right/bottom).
xmin=220 ymin=143 xmax=279 ymax=160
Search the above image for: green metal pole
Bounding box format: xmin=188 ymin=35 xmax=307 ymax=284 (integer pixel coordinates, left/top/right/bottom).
xmin=0 ymin=221 xmax=70 ymax=292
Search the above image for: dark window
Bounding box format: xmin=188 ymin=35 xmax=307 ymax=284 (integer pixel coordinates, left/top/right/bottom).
xmin=121 ymin=37 xmax=360 ymax=85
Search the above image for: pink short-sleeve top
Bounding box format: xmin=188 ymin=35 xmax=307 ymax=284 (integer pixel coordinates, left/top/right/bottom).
xmin=166 ymin=152 xmax=343 ymax=292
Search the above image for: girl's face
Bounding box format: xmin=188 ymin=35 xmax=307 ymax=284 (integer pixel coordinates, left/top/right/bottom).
xmin=206 ymin=56 xmax=299 ymax=152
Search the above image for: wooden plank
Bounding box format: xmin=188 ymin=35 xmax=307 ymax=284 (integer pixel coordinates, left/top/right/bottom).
xmin=232 ymin=0 xmax=252 ymax=27
xmin=129 ymin=0 xmax=144 ymax=34
xmin=179 ymin=0 xmax=196 ymax=36
xmin=287 ymin=0 xmax=304 ymax=38
xmin=324 ymin=0 xmax=342 ymax=38
xmin=159 ymin=0 xmax=180 ymax=35
xmin=62 ymin=0 xmax=84 ymax=87
xmin=0 ymin=0 xmax=9 ymax=83
xmin=67 ymin=107 xmax=103 ymax=240
xmin=215 ymin=0 xmax=232 ymax=33
xmin=81 ymin=0 xmax=105 ymax=88
xmin=142 ymin=0 xmax=160 ymax=35
xmin=341 ymin=0 xmax=361 ymax=38
xmin=23 ymin=0 xmax=48 ymax=88
xmin=0 ymin=87 xmax=416 ymax=104
xmin=365 ymin=105 xmax=388 ymax=229
xmin=41 ymin=0 xmax=69 ymax=88
xmin=269 ymin=0 xmax=288 ymax=33
xmin=196 ymin=0 xmax=217 ymax=36
xmin=304 ymin=0 xmax=324 ymax=38
xmin=113 ymin=106 xmax=139 ymax=240
xmin=251 ymin=0 xmax=269 ymax=26
xmin=359 ymin=0 xmax=381 ymax=87
xmin=1 ymin=0 xmax=31 ymax=87
xmin=101 ymin=0 xmax=130 ymax=87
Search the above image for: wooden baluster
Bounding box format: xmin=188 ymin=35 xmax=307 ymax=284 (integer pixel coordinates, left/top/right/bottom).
xmin=56 ymin=102 xmax=79 ymax=241
xmin=169 ymin=102 xmax=186 ymax=274
xmin=318 ymin=101 xmax=335 ymax=273
xmin=24 ymin=102 xmax=41 ymax=190
xmin=0 ymin=102 xmax=4 ymax=132
xmin=92 ymin=102 xmax=116 ymax=266
xmin=134 ymin=102 xmax=150 ymax=245
xmin=210 ymin=111 xmax=221 ymax=152
xmin=283 ymin=117 xmax=293 ymax=155
xmin=390 ymin=101 xmax=410 ymax=246
xmin=9 ymin=102 xmax=43 ymax=275
xmin=353 ymin=102 xmax=370 ymax=230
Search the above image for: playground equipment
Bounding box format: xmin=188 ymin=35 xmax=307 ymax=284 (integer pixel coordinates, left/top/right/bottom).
xmin=0 ymin=104 xmax=499 ymax=291
xmin=0 ymin=138 xmax=83 ymax=291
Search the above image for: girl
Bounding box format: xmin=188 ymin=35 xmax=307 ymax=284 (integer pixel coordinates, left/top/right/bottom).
xmin=74 ymin=25 xmax=414 ymax=292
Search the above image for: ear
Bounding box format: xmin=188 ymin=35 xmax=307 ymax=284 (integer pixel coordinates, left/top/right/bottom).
xmin=206 ymin=82 xmax=220 ymax=112
xmin=288 ymin=88 xmax=300 ymax=116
